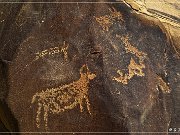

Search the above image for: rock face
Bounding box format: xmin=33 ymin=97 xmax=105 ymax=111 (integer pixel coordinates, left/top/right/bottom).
xmin=123 ymin=0 xmax=180 ymax=130
xmin=0 ymin=0 xmax=179 ymax=134
xmin=123 ymin=0 xmax=180 ymax=54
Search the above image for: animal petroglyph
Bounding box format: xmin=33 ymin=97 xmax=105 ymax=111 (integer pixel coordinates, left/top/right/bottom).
xmin=31 ymin=65 xmax=96 ymax=130
xmin=113 ymin=35 xmax=147 ymax=84
xmin=95 ymin=7 xmax=123 ymax=31
xmin=156 ymin=75 xmax=171 ymax=93
xmin=35 ymin=41 xmax=69 ymax=61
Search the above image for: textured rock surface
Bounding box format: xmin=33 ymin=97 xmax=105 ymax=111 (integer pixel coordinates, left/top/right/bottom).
xmin=123 ymin=0 xmax=180 ymax=54
xmin=122 ymin=0 xmax=180 ymax=130
xmin=0 ymin=0 xmax=179 ymax=134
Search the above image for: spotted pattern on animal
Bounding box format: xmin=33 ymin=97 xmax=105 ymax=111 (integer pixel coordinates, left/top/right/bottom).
xmin=31 ymin=64 xmax=96 ymax=130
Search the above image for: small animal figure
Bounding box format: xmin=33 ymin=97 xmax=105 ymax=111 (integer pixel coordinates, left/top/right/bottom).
xmin=31 ymin=64 xmax=96 ymax=130
xmin=95 ymin=7 xmax=123 ymax=31
xmin=113 ymin=35 xmax=147 ymax=84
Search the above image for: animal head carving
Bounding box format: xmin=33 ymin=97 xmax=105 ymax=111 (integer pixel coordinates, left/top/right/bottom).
xmin=80 ymin=64 xmax=96 ymax=80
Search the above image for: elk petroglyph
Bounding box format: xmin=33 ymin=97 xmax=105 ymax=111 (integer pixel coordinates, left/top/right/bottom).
xmin=31 ymin=64 xmax=96 ymax=130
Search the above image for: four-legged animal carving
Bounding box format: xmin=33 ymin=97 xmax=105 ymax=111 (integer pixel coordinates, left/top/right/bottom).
xmin=31 ymin=64 xmax=96 ymax=130
xmin=113 ymin=35 xmax=147 ymax=84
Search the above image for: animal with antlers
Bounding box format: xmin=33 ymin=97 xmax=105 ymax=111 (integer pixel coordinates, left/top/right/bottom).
xmin=31 ymin=64 xmax=96 ymax=130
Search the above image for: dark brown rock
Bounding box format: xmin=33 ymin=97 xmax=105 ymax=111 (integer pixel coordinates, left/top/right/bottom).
xmin=0 ymin=0 xmax=179 ymax=134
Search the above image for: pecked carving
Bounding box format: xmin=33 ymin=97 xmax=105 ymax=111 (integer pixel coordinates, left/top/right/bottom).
xmin=95 ymin=7 xmax=123 ymax=31
xmin=113 ymin=35 xmax=147 ymax=84
xmin=31 ymin=64 xmax=96 ymax=130
xmin=35 ymin=41 xmax=69 ymax=61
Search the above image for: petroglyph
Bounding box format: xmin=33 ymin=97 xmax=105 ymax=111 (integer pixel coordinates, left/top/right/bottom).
xmin=35 ymin=41 xmax=69 ymax=61
xmin=156 ymin=75 xmax=171 ymax=93
xmin=95 ymin=7 xmax=123 ymax=31
xmin=113 ymin=35 xmax=147 ymax=84
xmin=31 ymin=65 xmax=96 ymax=130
